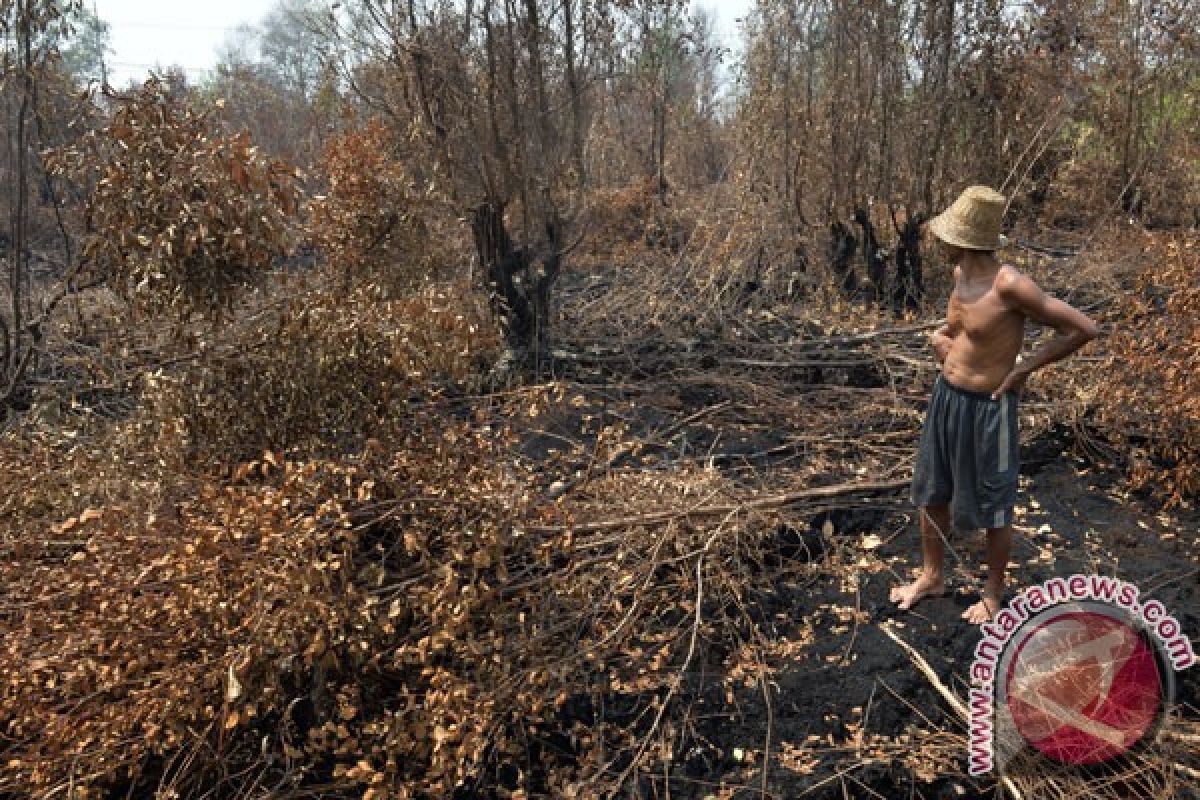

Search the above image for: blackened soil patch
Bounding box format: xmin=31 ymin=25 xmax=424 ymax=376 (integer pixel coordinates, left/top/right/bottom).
xmin=642 ymin=460 xmax=1200 ymax=799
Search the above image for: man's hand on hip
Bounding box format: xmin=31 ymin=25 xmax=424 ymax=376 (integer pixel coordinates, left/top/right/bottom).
xmin=930 ymin=327 xmax=952 ymax=364
xmin=992 ymin=364 xmax=1030 ymax=400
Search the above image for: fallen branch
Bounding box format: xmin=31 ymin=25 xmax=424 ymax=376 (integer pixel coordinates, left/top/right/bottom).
xmin=532 ymin=477 xmax=910 ymax=534
xmin=880 ymin=623 xmax=1024 ymax=800
xmin=724 ymin=358 xmax=879 ymax=369
xmin=880 ymin=622 xmax=968 ymax=718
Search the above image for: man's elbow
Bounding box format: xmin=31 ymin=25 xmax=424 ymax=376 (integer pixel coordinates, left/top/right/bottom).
xmin=1061 ymin=319 xmax=1100 ymax=348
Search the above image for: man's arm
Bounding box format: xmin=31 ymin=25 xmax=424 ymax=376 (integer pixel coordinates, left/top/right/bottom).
xmin=993 ymin=269 xmax=1101 ymax=399
xmin=930 ymin=323 xmax=952 ymax=364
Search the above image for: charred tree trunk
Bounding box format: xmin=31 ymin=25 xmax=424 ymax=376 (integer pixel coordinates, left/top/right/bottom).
xmin=471 ymin=202 xmax=561 ymax=370
xmin=892 ymin=212 xmax=927 ymax=314
xmin=853 ymin=206 xmax=886 ymax=304
xmin=529 ymin=213 xmax=563 ymax=363
xmin=828 ymin=220 xmax=858 ymax=296
xmin=473 ymin=202 xmax=530 ymax=348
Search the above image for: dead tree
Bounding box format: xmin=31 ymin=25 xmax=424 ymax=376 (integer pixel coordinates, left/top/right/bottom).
xmin=853 ymin=206 xmax=887 ymax=304
xmin=829 ymin=220 xmax=858 ymax=296
xmin=891 ymin=211 xmax=927 ymax=313
xmin=472 ymin=202 xmax=562 ymax=365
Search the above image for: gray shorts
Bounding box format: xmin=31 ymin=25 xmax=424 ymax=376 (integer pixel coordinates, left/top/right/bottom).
xmin=910 ymin=374 xmax=1019 ymax=531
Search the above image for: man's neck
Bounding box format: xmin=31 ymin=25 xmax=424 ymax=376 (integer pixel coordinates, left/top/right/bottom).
xmin=958 ymin=251 xmax=999 ymax=281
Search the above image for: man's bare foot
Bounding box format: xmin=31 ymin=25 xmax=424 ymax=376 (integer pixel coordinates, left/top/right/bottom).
xmin=962 ymin=592 xmax=1002 ymax=625
xmin=890 ymin=573 xmax=946 ymax=610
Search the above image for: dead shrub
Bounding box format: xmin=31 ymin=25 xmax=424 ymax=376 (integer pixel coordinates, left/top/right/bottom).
xmin=0 ymin=411 xmax=522 ymax=798
xmin=53 ymin=78 xmax=299 ymax=316
xmin=1093 ymin=230 xmax=1200 ymax=504
xmin=143 ymin=280 xmax=499 ymax=467
xmin=307 ymin=120 xmax=456 ymax=293
xmin=1 ymin=389 xmax=796 ymax=800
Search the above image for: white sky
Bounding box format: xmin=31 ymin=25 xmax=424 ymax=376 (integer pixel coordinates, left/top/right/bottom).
xmin=93 ymin=0 xmax=280 ymax=87
xmin=93 ymin=0 xmax=752 ymax=89
xmin=697 ymin=0 xmax=753 ymax=43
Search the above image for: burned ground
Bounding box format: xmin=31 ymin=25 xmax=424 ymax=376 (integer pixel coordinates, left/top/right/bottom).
xmin=496 ymin=300 xmax=1200 ymax=799
xmin=3 ymin=243 xmax=1197 ymax=800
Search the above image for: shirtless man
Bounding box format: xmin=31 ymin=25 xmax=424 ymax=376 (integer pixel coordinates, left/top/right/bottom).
xmin=890 ymin=186 xmax=1100 ymax=625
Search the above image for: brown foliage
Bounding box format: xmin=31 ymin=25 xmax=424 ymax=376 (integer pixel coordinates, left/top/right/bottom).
xmin=57 ymin=79 xmax=299 ymax=315
xmin=0 ymin=411 xmax=513 ymax=798
xmin=5 ymin=2 xmax=1200 ymax=797
xmin=307 ymin=120 xmax=454 ymax=293
xmin=1 ymin=383 xmax=796 ymax=799
xmin=1095 ymin=231 xmax=1200 ymax=504
xmin=0 ymin=446 xmax=349 ymax=796
xmin=143 ymin=279 xmax=498 ymax=467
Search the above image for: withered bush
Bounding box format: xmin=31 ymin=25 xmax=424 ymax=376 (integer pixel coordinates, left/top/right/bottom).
xmin=2 ymin=397 xmax=786 ymax=799
xmin=579 ymin=179 xmax=694 ymax=267
xmin=0 ymin=449 xmax=352 ymax=797
xmin=1094 ymin=231 xmax=1200 ymax=504
xmin=0 ymin=412 xmax=521 ymax=799
xmin=58 ymin=78 xmax=299 ymax=315
xmin=307 ymin=120 xmax=455 ymax=293
xmin=144 ymin=280 xmax=499 ymax=466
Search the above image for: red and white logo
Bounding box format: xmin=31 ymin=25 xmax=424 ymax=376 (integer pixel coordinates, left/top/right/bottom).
xmin=999 ymin=606 xmax=1165 ymax=765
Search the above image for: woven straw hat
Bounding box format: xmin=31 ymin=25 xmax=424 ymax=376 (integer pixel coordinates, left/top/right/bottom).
xmin=928 ymin=185 xmax=1007 ymax=250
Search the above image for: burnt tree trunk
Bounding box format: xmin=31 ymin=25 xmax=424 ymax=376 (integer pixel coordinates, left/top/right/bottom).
xmin=853 ymin=206 xmax=886 ymax=304
xmin=892 ymin=212 xmax=927 ymax=313
xmin=828 ymin=220 xmax=858 ymax=296
xmin=471 ymin=202 xmax=562 ymax=368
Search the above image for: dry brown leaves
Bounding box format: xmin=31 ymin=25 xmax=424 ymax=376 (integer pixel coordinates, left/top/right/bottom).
xmin=142 ymin=279 xmax=498 ymax=467
xmin=3 ymin=258 xmax=827 ymax=798
xmin=0 ymin=406 xmax=516 ymax=797
xmin=51 ymin=78 xmax=299 ymax=316
xmin=1 ymin=397 xmax=807 ymax=799
xmin=1093 ymin=229 xmax=1200 ymax=504
xmin=306 ymin=119 xmax=457 ymax=294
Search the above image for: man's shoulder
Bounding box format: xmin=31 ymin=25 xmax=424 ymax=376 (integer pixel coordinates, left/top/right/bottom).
xmin=993 ymin=264 xmax=1037 ymax=297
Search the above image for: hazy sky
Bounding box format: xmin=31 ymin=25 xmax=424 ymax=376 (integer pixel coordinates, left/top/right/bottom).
xmin=94 ymin=0 xmax=287 ymax=86
xmin=94 ymin=0 xmax=752 ymax=89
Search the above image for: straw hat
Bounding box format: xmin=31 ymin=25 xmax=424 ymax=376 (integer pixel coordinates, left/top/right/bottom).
xmin=928 ymin=185 xmax=1007 ymax=250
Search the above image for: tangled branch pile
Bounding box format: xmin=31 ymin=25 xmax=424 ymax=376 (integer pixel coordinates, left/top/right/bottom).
xmin=4 ymin=380 xmax=906 ymax=798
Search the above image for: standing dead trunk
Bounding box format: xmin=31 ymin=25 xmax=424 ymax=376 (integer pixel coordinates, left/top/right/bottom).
xmin=892 ymin=212 xmax=927 ymax=314
xmin=853 ymin=206 xmax=886 ymax=304
xmin=828 ymin=220 xmax=858 ymax=296
xmin=471 ymin=203 xmax=562 ymax=369
xmin=473 ymin=202 xmax=530 ymax=349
